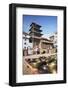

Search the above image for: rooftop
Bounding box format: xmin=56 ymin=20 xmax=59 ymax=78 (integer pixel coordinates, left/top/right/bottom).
xmin=23 ymin=32 xmax=29 ymax=35
xmin=30 ymin=22 xmax=41 ymax=28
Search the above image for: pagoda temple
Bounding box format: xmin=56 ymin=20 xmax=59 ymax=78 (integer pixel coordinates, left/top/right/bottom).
xmin=29 ymin=22 xmax=43 ymax=48
xmin=29 ymin=22 xmax=53 ymax=53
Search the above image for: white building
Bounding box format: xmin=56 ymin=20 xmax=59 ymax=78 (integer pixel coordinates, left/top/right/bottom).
xmin=22 ymin=32 xmax=33 ymax=49
xmin=49 ymin=32 xmax=57 ymax=48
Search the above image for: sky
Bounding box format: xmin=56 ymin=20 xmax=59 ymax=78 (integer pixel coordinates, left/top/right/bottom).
xmin=23 ymin=15 xmax=57 ymax=38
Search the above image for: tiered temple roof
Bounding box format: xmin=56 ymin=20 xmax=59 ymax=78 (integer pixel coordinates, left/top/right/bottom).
xmin=29 ymin=22 xmax=43 ymax=37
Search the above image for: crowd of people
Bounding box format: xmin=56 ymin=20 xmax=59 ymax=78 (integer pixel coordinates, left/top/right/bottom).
xmin=23 ymin=45 xmax=56 ymax=56
xmin=23 ymin=45 xmax=40 ymax=56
